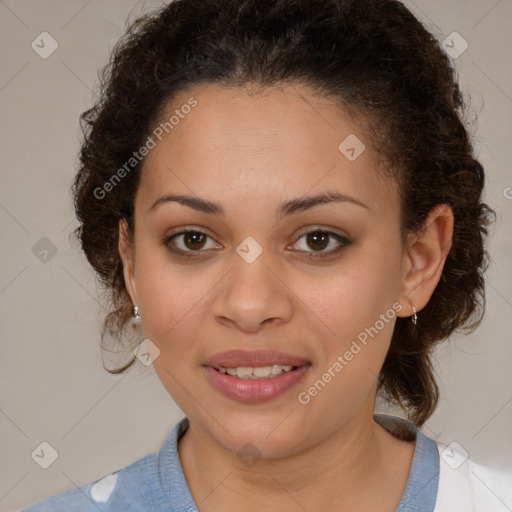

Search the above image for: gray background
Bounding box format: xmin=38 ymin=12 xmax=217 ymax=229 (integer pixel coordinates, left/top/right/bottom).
xmin=0 ymin=0 xmax=511 ymax=510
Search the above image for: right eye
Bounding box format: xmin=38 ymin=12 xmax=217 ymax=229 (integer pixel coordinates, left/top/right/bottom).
xmin=163 ymin=229 xmax=220 ymax=258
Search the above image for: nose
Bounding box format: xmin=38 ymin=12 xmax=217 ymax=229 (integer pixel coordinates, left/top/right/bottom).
xmin=211 ymin=249 xmax=294 ymax=334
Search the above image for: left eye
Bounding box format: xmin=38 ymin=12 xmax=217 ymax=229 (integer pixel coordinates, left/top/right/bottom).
xmin=291 ymin=229 xmax=349 ymax=257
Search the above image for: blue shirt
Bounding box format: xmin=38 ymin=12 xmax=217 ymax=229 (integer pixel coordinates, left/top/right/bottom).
xmin=21 ymin=413 xmax=439 ymax=512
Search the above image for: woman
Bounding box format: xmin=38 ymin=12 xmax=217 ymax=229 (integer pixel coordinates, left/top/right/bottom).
xmin=22 ymin=0 xmax=511 ymax=510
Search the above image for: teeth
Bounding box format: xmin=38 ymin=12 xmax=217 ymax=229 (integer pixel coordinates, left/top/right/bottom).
xmin=253 ymin=366 xmax=272 ymax=377
xmin=218 ymin=365 xmax=295 ymax=378
xmin=236 ymin=367 xmax=253 ymax=377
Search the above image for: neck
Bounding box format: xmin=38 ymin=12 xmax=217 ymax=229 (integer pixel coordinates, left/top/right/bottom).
xmin=178 ymin=405 xmax=413 ymax=511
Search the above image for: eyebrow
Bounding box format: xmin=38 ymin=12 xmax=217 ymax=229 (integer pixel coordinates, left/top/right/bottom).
xmin=147 ymin=191 xmax=369 ymax=218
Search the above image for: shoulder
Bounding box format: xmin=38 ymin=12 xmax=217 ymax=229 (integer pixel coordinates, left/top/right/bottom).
xmin=21 ymin=417 xmax=192 ymax=512
xmin=434 ymin=441 xmax=512 ymax=512
xmin=20 ymin=452 xmax=162 ymax=512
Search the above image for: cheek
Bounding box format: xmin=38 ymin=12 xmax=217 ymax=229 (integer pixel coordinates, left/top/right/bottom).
xmin=307 ymin=240 xmax=403 ymax=383
xmin=135 ymin=253 xmax=205 ymax=407
xmin=298 ymin=273 xmax=400 ymax=419
xmin=134 ymin=247 xmax=208 ymax=350
xmin=317 ymin=256 xmax=401 ymax=339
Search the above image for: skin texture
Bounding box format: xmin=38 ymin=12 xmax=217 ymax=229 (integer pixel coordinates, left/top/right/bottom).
xmin=119 ymin=83 xmax=453 ymax=511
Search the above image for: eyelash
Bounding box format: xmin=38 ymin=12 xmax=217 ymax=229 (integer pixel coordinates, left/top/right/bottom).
xmin=163 ymin=228 xmax=350 ymax=260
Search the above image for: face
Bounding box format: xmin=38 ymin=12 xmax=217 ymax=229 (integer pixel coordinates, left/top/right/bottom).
xmin=120 ymin=83 xmax=410 ymax=458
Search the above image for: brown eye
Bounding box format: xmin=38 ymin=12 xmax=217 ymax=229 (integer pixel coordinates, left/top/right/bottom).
xmin=292 ymin=229 xmax=350 ymax=258
xmin=163 ymin=230 xmax=218 ymax=257
xmin=182 ymin=231 xmax=207 ymax=250
xmin=305 ymin=231 xmax=330 ymax=251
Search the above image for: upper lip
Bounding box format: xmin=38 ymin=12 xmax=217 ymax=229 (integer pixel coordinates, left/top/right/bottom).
xmin=204 ymin=349 xmax=310 ymax=368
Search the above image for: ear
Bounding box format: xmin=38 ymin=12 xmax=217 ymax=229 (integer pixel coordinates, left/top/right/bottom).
xmin=397 ymin=204 xmax=454 ymax=318
xmin=118 ymin=218 xmax=138 ymax=307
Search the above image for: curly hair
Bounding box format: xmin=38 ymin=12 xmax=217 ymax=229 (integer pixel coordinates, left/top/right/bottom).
xmin=72 ymin=0 xmax=494 ymax=426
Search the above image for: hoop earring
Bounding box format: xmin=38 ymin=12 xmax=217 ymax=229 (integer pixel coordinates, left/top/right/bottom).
xmin=133 ymin=306 xmax=141 ymax=319
xmin=411 ymin=306 xmax=417 ymax=325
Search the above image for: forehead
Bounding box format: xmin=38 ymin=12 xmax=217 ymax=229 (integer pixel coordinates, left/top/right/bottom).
xmin=136 ymin=83 xmax=396 ymax=217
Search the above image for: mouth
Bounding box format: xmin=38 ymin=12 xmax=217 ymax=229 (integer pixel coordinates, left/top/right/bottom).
xmin=203 ymin=350 xmax=311 ymax=403
xmin=203 ymin=348 xmax=310 ymax=369
xmin=213 ymin=364 xmax=300 ymax=379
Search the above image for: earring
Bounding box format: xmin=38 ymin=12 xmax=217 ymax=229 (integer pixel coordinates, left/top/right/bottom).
xmin=133 ymin=306 xmax=141 ymax=319
xmin=411 ymin=306 xmax=417 ymax=325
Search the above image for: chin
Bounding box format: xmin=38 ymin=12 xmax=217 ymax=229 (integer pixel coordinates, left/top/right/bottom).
xmin=203 ymin=409 xmax=311 ymax=459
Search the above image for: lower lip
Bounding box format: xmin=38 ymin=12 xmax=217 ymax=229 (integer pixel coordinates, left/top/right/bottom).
xmin=203 ymin=365 xmax=311 ymax=403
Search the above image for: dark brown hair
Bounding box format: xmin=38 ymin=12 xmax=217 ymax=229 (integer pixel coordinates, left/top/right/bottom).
xmin=72 ymin=0 xmax=494 ymax=426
